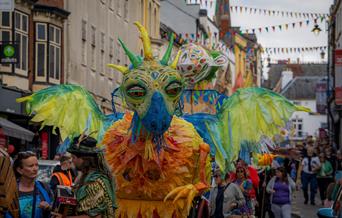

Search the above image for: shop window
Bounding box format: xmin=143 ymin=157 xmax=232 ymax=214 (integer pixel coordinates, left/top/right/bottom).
xmin=91 ymin=25 xmax=96 ymax=71
xmin=116 ymin=41 xmax=121 ymax=64
xmin=292 ymin=118 xmax=303 ymax=138
xmin=14 ymin=11 xmax=28 ymax=75
xmin=117 ymin=0 xmax=121 ymax=16
xmin=81 ymin=20 xmax=87 ymax=66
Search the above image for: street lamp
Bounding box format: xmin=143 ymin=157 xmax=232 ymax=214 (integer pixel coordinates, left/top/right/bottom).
xmin=312 ymin=24 xmax=322 ymax=36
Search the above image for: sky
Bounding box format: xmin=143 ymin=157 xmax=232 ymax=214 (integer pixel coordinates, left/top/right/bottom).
xmin=200 ymin=0 xmax=334 ymax=73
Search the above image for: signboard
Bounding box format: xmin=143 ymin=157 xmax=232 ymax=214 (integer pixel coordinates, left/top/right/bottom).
xmin=0 ymin=0 xmax=14 ymax=12
xmin=0 ymin=43 xmax=19 ymax=64
xmin=316 ymin=79 xmax=327 ymax=114
xmin=335 ymin=49 xmax=342 ymax=105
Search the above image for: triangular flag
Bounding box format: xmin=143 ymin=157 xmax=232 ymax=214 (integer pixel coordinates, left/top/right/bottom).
xmin=306 ymin=20 xmax=310 ymax=25
xmin=245 ymin=7 xmax=248 ymax=13
xmin=240 ymin=6 xmax=243 ymax=13
xmin=272 ymin=26 xmax=275 ymax=31
xmin=266 ymin=27 xmax=269 ymax=32
xmin=321 ymin=17 xmax=324 ymax=22
xmin=282 ymin=11 xmax=285 ymax=17
xmin=292 ymin=23 xmax=296 ymax=28
xmin=299 ymin=21 xmax=303 ymax=27
xmin=285 ymin=24 xmax=289 ymax=29
xmin=259 ymin=28 xmax=262 ymax=33
xmin=279 ymin=25 xmax=282 ymax=30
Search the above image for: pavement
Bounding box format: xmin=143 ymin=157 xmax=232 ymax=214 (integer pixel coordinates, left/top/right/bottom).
xmin=291 ymin=189 xmax=322 ymax=218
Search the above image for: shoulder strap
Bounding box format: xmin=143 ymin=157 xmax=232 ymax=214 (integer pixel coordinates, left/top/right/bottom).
xmin=224 ymin=182 xmax=231 ymax=191
xmin=35 ymin=181 xmax=52 ymax=204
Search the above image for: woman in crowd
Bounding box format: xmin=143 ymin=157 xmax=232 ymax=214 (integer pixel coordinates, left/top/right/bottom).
xmin=317 ymin=153 xmax=334 ymax=205
xmin=13 ymin=151 xmax=53 ymax=218
xmin=267 ymin=167 xmax=296 ymax=218
xmin=209 ymin=168 xmax=245 ymax=218
xmin=233 ymin=166 xmax=254 ymax=216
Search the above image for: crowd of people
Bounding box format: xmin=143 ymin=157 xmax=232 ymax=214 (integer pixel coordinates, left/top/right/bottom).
xmin=1 ymin=133 xmax=341 ymax=218
xmin=1 ymin=135 xmax=117 ymax=218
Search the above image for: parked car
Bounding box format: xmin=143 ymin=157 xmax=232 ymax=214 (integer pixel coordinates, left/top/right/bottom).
xmin=37 ymin=160 xmax=59 ymax=184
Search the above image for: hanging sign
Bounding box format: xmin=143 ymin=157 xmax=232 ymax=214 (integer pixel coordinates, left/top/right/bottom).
xmin=0 ymin=43 xmax=19 ymax=64
xmin=335 ymin=49 xmax=342 ymax=106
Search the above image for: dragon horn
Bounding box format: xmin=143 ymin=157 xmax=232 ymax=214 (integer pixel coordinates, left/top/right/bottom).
xmin=134 ymin=21 xmax=153 ymax=60
xmin=107 ymin=64 xmax=129 ymax=74
xmin=160 ymin=33 xmax=174 ymax=66
xmin=118 ymin=38 xmax=141 ymax=68
xmin=170 ymin=50 xmax=181 ymax=69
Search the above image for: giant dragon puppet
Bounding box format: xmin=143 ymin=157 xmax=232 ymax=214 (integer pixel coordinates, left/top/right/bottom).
xmin=17 ymin=22 xmax=309 ymax=218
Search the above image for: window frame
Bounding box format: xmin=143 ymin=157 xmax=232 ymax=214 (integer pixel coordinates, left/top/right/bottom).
xmin=48 ymin=24 xmax=62 ymax=84
xmin=35 ymin=22 xmax=48 ymax=82
xmin=0 ymin=11 xmax=12 ymax=73
xmin=14 ymin=10 xmax=29 ymax=76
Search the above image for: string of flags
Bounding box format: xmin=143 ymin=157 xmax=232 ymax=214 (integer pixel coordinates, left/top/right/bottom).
xmin=229 ymin=5 xmax=329 ymax=19
xmin=242 ymin=17 xmax=327 ymax=34
xmin=264 ymin=46 xmax=327 ymax=54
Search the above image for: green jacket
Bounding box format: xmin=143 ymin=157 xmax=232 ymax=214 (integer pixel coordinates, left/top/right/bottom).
xmin=317 ymin=161 xmax=333 ymax=178
xmin=76 ymin=171 xmax=117 ymax=218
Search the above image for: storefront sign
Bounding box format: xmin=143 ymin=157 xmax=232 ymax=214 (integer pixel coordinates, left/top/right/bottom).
xmin=0 ymin=43 xmax=19 ymax=64
xmin=335 ymin=50 xmax=342 ymax=105
xmin=316 ymin=79 xmax=327 ymax=114
xmin=0 ymin=0 xmax=14 ymax=12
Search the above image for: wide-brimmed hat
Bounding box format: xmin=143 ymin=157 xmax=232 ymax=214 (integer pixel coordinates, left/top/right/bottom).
xmin=67 ymin=135 xmax=102 ymax=157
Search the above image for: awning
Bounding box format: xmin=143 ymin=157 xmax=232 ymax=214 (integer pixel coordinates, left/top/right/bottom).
xmin=0 ymin=117 xmax=34 ymax=142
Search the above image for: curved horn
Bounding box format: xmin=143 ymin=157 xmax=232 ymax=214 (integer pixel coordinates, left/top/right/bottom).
xmin=134 ymin=21 xmax=153 ymax=60
xmin=118 ymin=38 xmax=141 ymax=68
xmin=160 ymin=33 xmax=174 ymax=66
xmin=107 ymin=64 xmax=129 ymax=74
xmin=170 ymin=50 xmax=181 ymax=69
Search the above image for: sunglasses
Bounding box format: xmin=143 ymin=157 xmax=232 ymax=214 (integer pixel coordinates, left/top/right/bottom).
xmin=213 ymin=175 xmax=220 ymax=178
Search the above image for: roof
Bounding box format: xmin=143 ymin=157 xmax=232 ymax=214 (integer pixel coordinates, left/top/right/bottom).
xmin=0 ymin=117 xmax=34 ymax=141
xmin=280 ymin=76 xmax=327 ymax=100
xmin=263 ymin=63 xmax=327 ymax=89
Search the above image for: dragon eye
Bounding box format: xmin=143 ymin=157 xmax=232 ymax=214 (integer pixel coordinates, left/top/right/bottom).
xmin=165 ymin=82 xmax=182 ymax=97
xmin=126 ymin=85 xmax=146 ymax=98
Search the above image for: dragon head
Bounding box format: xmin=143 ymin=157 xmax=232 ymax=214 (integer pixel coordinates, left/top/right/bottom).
xmin=108 ymin=22 xmax=184 ymax=136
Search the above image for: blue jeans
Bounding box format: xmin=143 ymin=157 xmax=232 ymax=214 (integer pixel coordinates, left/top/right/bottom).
xmin=301 ymin=171 xmax=318 ymax=203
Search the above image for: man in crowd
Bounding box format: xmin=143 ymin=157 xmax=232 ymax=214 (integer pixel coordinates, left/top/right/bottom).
xmin=50 ymin=154 xmax=75 ymax=193
xmin=53 ymin=135 xmax=117 ymax=218
xmin=301 ymin=147 xmax=320 ymax=205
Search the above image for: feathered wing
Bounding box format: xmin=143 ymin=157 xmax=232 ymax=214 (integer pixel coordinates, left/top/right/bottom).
xmin=190 ymin=87 xmax=309 ymax=172
xmin=17 ymin=84 xmax=108 ymax=141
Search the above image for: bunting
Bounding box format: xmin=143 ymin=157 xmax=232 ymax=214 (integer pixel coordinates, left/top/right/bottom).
xmin=230 ymin=5 xmax=329 ymax=19
xmin=264 ymin=46 xmax=327 ymax=54
xmin=241 ymin=17 xmax=327 ymax=34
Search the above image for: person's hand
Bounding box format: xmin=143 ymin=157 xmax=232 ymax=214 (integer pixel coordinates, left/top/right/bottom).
xmin=51 ymin=212 xmax=63 ymax=218
xmin=271 ymin=189 xmax=276 ymax=193
xmin=39 ymin=201 xmax=51 ymax=211
xmin=229 ymin=202 xmax=237 ymax=209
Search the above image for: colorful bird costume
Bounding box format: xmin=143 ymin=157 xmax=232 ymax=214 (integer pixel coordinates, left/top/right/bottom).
xmin=17 ymin=22 xmax=309 ymax=218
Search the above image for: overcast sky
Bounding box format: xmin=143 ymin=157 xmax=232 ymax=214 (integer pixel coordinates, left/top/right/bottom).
xmin=203 ymin=0 xmax=334 ymax=65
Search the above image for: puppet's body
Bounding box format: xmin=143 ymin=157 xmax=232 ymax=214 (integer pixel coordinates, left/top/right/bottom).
xmin=18 ymin=22 xmax=310 ymax=218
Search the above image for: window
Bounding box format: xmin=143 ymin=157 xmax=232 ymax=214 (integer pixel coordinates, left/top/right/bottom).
xmin=81 ymin=20 xmax=87 ymax=66
xmin=109 ymin=37 xmax=114 ymax=57
xmin=91 ymin=25 xmax=96 ymax=46
xmin=14 ymin=11 xmax=29 ymax=74
xmin=109 ymin=0 xmax=114 ymax=11
xmin=123 ymin=0 xmax=128 ymax=21
xmin=153 ymin=8 xmax=157 ymax=37
xmin=82 ymin=19 xmax=87 ymax=41
xmin=91 ymin=25 xmax=96 ymax=70
xmin=49 ymin=25 xmax=61 ymax=82
xmin=35 ymin=23 xmax=47 ymax=80
xmin=116 ymin=41 xmax=121 ymax=64
xmin=140 ymin=0 xmax=144 ymax=23
xmin=148 ymin=2 xmax=152 ymax=35
xmin=117 ymin=0 xmax=121 ymax=16
xmin=0 ymin=12 xmax=12 ymax=70
xmin=292 ymin=118 xmax=303 ymax=138
xmin=100 ymin=32 xmax=105 ymax=74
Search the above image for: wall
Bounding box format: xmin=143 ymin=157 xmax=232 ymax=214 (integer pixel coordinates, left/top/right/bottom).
xmin=290 ymin=100 xmax=327 ymax=140
xmin=64 ymin=0 xmax=160 ymax=111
